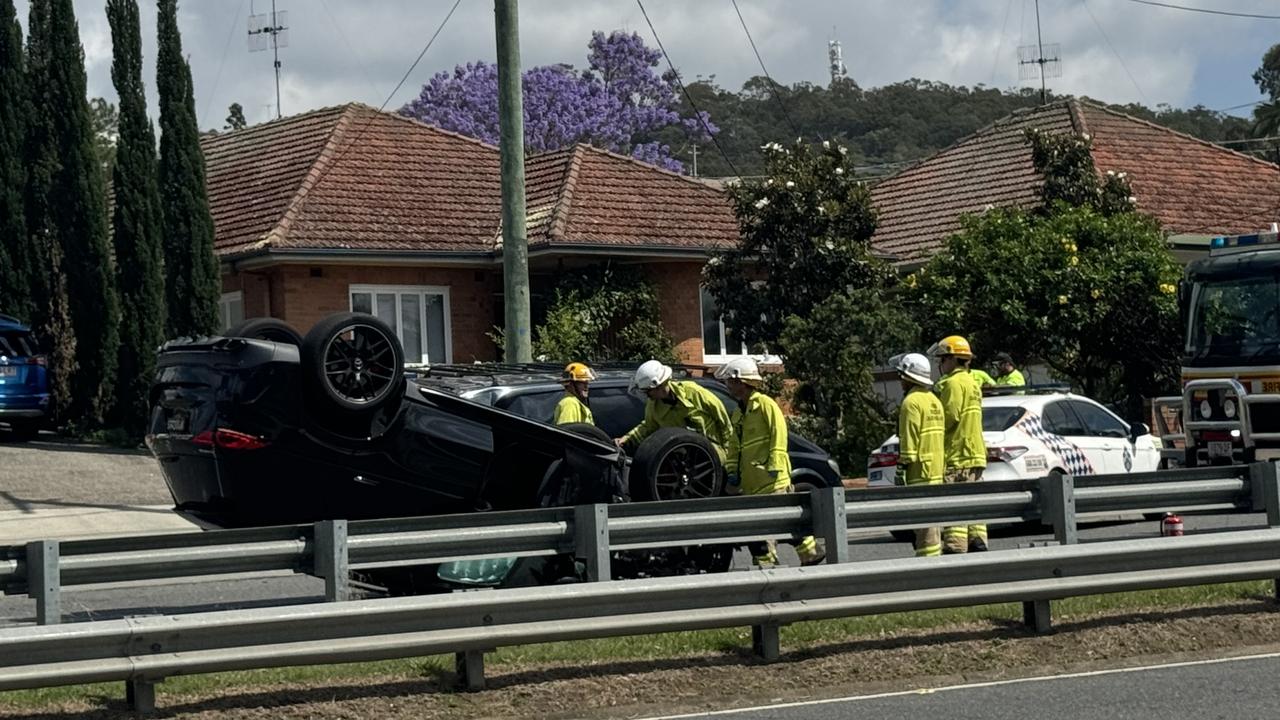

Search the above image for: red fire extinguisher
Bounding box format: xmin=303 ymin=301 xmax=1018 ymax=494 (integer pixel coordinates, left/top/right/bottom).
xmin=1161 ymin=512 xmax=1184 ymax=537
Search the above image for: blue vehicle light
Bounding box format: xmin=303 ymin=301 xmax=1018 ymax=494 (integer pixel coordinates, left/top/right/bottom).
xmin=1210 ymin=237 xmax=1227 ymax=248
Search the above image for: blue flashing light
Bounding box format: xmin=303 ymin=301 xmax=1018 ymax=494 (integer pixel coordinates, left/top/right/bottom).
xmin=1209 ymin=231 xmax=1280 ymax=252
xmin=1211 ymin=237 xmax=1227 ymax=248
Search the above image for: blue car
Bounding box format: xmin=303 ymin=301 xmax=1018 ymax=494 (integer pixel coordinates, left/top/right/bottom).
xmin=0 ymin=313 xmax=49 ymax=441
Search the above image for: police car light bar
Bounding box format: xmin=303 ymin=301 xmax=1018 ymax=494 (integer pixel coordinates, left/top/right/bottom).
xmin=1210 ymin=231 xmax=1280 ymax=250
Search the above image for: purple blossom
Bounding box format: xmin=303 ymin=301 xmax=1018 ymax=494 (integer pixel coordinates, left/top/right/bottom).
xmin=400 ymin=31 xmax=716 ymax=173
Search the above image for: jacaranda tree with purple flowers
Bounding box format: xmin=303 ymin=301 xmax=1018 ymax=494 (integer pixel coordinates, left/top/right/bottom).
xmin=400 ymin=31 xmax=715 ymax=173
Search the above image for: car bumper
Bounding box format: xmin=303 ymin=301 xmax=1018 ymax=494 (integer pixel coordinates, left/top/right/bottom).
xmin=0 ymin=392 xmax=50 ymax=416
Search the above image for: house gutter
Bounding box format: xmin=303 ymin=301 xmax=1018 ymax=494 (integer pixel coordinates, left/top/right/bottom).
xmin=220 ymin=242 xmax=723 ymax=272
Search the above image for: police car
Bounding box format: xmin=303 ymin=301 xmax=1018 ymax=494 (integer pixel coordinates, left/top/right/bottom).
xmin=866 ymin=386 xmax=1161 ymax=487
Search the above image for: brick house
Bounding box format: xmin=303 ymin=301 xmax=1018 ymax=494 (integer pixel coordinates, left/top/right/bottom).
xmin=205 ymin=103 xmax=741 ymax=364
xmin=869 ymin=99 xmax=1280 ymax=265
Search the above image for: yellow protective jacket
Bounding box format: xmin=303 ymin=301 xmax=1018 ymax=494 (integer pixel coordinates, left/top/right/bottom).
xmin=970 ymin=369 xmax=996 ymax=387
xmin=552 ymin=393 xmax=593 ymax=426
xmin=995 ymin=368 xmax=1026 ymax=386
xmin=935 ymin=367 xmax=987 ymax=469
xmin=726 ymin=390 xmax=791 ymax=495
xmin=898 ymin=386 xmax=945 ymax=485
xmin=623 ymin=380 xmax=732 ymax=462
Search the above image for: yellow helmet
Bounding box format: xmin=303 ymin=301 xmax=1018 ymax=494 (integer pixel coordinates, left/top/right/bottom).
xmin=562 ymin=362 xmax=596 ymax=383
xmin=928 ymin=335 xmax=973 ymax=360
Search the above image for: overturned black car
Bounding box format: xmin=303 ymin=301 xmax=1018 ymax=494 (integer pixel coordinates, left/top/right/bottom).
xmin=146 ymin=312 xmax=629 ymax=530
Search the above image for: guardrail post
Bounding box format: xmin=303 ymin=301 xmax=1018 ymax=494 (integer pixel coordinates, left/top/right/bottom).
xmin=1023 ymin=599 xmax=1052 ymax=634
xmin=25 ymin=540 xmax=59 ymax=625
xmin=752 ymin=623 xmax=781 ymax=662
xmin=314 ymin=520 xmax=349 ymax=602
xmin=810 ymin=486 xmax=849 ymax=564
xmin=574 ymin=504 xmax=610 ymax=582
xmin=1250 ymin=461 xmax=1280 ymax=527
xmin=455 ymin=649 xmax=486 ymax=691
xmin=126 ymin=678 xmax=157 ymax=713
xmin=1040 ymin=471 xmax=1077 ymax=545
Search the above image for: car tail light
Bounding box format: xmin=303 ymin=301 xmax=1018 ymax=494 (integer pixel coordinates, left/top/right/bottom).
xmin=988 ymin=446 xmax=1028 ymax=463
xmin=191 ymin=428 xmax=270 ymax=451
xmin=869 ymin=451 xmax=899 ymax=468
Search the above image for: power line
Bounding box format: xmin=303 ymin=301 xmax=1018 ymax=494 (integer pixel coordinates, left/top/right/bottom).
xmin=1214 ymin=101 xmax=1264 ymax=113
xmin=730 ymin=0 xmax=804 ymax=142
xmin=306 ymin=0 xmax=463 ymax=196
xmin=1124 ymin=0 xmax=1280 ymax=20
xmin=1215 ymin=135 xmax=1280 ymax=145
xmin=199 ymin=0 xmax=248 ymax=130
xmin=990 ymin=0 xmax=1016 ymax=87
xmin=1080 ymin=0 xmax=1148 ymax=106
xmin=635 ymin=0 xmax=741 ymax=178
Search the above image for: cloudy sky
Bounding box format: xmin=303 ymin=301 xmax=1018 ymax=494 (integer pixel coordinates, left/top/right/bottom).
xmin=12 ymin=0 xmax=1279 ymax=129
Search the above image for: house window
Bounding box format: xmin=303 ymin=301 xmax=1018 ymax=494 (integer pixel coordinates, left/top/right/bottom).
xmin=219 ymin=291 xmax=244 ymax=331
xmin=349 ymin=285 xmax=451 ymax=364
xmin=700 ymin=287 xmax=778 ymax=363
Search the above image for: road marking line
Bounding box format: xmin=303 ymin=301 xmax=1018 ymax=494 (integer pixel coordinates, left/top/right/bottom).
xmin=639 ymin=650 xmax=1280 ymax=719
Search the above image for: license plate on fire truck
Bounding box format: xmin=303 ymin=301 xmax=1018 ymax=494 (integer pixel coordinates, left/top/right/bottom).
xmin=1208 ymin=441 xmax=1233 ymax=458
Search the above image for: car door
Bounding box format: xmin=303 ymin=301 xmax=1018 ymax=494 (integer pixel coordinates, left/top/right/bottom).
xmin=1068 ymin=399 xmax=1133 ymax=474
xmin=1039 ymin=400 xmax=1101 ymax=476
xmin=1070 ymin=397 xmax=1152 ymax=471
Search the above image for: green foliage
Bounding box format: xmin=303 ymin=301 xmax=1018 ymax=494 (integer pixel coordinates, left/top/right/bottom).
xmin=1025 ymin=128 xmax=1135 ymax=216
xmin=88 ymin=96 xmax=118 ymax=177
xmin=24 ymin=0 xmax=120 ymax=424
xmin=908 ymin=131 xmax=1181 ymax=417
xmin=106 ymin=0 xmax=165 ymax=438
xmin=707 ymin=140 xmax=913 ymax=471
xmin=157 ymin=0 xmax=220 ymax=338
xmin=224 ymin=102 xmax=246 ymax=131
xmin=529 ymin=263 xmax=678 ymax=364
xmin=703 ymin=140 xmax=882 ymax=349
xmin=0 ymin=0 xmax=32 ymax=320
xmin=1254 ymin=44 xmax=1280 ymax=103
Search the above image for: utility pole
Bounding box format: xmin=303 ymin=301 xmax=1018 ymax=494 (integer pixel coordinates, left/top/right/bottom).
xmin=495 ymin=0 xmax=531 ymax=362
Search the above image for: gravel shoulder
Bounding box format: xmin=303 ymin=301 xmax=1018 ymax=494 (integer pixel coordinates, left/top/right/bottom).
xmin=3 ymin=596 xmax=1279 ymax=719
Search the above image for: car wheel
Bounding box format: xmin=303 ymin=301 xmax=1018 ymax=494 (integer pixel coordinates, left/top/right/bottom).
xmin=559 ymin=422 xmax=613 ymax=444
xmin=301 ymin=312 xmax=405 ymax=416
xmin=630 ymin=428 xmax=723 ymax=502
xmin=684 ymin=543 xmax=735 ymax=573
xmin=4 ymin=421 xmax=39 ymax=442
xmin=225 ymin=317 xmax=304 ymax=345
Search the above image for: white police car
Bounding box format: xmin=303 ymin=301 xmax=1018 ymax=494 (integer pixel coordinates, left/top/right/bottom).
xmin=866 ymin=388 xmax=1161 ymax=487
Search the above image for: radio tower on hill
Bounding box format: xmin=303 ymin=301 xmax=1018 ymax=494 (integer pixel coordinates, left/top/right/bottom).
xmin=828 ymin=34 xmax=848 ymax=88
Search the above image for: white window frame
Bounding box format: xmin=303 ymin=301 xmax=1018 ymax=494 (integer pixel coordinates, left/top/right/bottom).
xmin=219 ymin=291 xmax=244 ymax=331
xmin=699 ymin=287 xmax=780 ymax=365
xmin=348 ymin=284 xmax=453 ymax=365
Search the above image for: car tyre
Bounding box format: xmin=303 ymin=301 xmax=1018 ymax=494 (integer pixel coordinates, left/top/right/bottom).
xmin=301 ymin=312 xmax=405 ymax=417
xmin=4 ymin=421 xmax=39 ymax=442
xmin=225 ymin=317 xmax=304 ymax=345
xmin=629 ymin=427 xmax=723 ymax=502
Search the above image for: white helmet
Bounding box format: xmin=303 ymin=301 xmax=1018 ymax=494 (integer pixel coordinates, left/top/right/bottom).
xmin=893 ymin=352 xmax=933 ymax=387
xmin=714 ymin=357 xmax=763 ymax=385
xmin=630 ymin=360 xmax=673 ymax=396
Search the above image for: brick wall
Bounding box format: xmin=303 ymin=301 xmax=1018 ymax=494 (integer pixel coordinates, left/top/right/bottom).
xmin=650 ymin=261 xmax=705 ymax=364
xmin=222 ymin=264 xmax=501 ymax=362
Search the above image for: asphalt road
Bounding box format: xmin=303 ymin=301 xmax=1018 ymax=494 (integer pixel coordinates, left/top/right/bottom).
xmin=644 ymin=653 xmax=1280 ymax=720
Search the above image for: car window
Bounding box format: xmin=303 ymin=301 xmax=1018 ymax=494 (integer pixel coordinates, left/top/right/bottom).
xmin=0 ymin=330 xmax=34 ymax=357
xmin=1041 ymin=400 xmax=1086 ymax=436
xmin=1068 ymin=400 xmax=1128 ymax=438
xmin=502 ymin=390 xmax=563 ymax=425
xmin=982 ymin=406 xmax=1025 ymax=432
xmin=588 ymin=386 xmax=645 ymax=438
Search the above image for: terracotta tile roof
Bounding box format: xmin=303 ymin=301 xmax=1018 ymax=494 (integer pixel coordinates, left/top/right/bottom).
xmin=202 ymin=104 xmax=737 ymax=259
xmin=522 ymin=144 xmax=738 ymax=251
xmin=869 ymin=100 xmax=1280 ymax=262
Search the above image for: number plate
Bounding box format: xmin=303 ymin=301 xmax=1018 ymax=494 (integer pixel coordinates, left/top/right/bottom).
xmin=1024 ymin=454 xmax=1048 ymax=472
xmin=1208 ymin=441 xmax=1233 ymax=458
xmin=0 ymin=366 xmax=16 ymax=377
xmin=166 ymin=412 xmax=188 ymax=433
xmin=1262 ymin=379 xmax=1280 ymax=393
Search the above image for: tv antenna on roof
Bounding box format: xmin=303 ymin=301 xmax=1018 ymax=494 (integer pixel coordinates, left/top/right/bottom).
xmin=248 ymin=0 xmax=289 ymax=119
xmin=1017 ymin=0 xmax=1061 ymax=105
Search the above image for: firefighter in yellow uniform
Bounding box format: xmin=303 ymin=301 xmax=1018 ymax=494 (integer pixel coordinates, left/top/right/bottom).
xmin=715 ymin=358 xmax=824 ymax=567
xmin=993 ymin=352 xmax=1026 ymax=386
xmin=894 ymin=353 xmax=945 ymax=557
xmin=552 ymin=362 xmax=595 ymax=425
xmin=929 ymin=335 xmax=989 ymax=553
xmin=616 ymin=360 xmax=733 ymax=463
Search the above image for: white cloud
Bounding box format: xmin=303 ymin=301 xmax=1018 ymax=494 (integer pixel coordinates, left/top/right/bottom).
xmin=12 ymin=0 xmax=1279 ymax=130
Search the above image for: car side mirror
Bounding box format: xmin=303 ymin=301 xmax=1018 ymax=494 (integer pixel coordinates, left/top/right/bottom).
xmin=1128 ymin=422 xmax=1150 ymax=442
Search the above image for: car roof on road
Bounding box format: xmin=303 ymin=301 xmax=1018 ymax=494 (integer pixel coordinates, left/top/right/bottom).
xmin=410 ymin=363 xmax=712 ymax=395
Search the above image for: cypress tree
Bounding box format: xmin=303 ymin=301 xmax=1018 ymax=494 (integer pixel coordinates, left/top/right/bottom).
xmin=157 ymin=0 xmax=219 ymax=337
xmin=107 ymin=0 xmax=165 ymax=436
xmin=0 ymin=0 xmax=31 ymax=320
xmin=25 ymin=0 xmax=121 ymax=424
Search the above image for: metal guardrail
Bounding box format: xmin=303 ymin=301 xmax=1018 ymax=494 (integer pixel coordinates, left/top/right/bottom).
xmin=4 ymin=527 xmax=1280 ymax=712
xmin=2 ymin=464 xmax=1272 ymax=627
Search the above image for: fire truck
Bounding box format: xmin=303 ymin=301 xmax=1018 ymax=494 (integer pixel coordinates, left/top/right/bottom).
xmin=1159 ymin=229 xmax=1280 ymax=467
